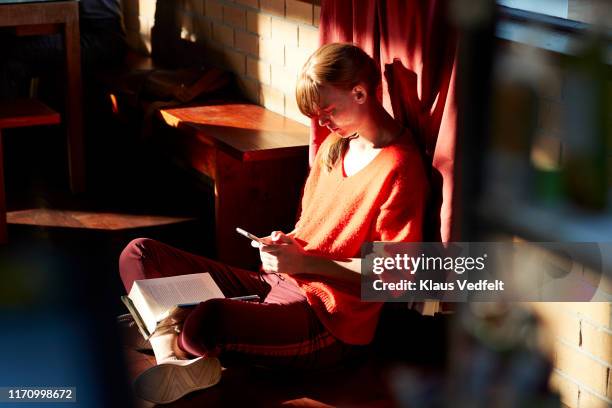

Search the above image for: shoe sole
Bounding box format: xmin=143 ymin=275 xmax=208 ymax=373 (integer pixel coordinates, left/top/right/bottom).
xmin=133 ymin=357 xmax=222 ymax=404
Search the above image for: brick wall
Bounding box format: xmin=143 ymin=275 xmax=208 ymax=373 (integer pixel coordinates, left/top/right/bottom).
xmin=123 ymin=0 xmax=321 ymax=126
xmin=526 ymin=302 xmax=612 ymax=407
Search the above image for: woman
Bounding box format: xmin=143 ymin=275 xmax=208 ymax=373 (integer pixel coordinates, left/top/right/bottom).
xmin=119 ymin=43 xmax=428 ymax=404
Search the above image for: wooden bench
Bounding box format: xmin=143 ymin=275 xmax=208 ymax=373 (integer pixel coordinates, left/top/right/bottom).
xmin=0 ymin=98 xmax=61 ymax=243
xmin=158 ymin=103 xmax=310 ymax=269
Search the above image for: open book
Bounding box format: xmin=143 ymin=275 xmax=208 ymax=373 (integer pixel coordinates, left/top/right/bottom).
xmin=121 ymin=273 xmax=224 ymax=340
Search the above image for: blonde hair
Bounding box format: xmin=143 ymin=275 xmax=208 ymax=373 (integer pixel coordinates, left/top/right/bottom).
xmin=296 ymin=43 xmax=381 ymax=172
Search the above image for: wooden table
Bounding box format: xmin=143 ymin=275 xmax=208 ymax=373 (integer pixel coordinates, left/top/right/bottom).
xmin=159 ymin=103 xmax=310 ymax=269
xmin=0 ymin=0 xmax=85 ymax=193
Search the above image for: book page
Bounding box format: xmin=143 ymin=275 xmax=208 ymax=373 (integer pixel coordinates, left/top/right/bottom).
xmin=131 ymin=273 xmax=225 ymax=321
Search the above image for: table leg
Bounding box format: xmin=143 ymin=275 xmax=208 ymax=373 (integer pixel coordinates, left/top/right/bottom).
xmin=215 ymin=151 xmax=307 ymax=270
xmin=63 ymin=14 xmax=85 ymax=193
xmin=214 ymin=151 xmax=254 ymax=268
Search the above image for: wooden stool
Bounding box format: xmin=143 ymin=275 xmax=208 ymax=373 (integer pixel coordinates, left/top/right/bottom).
xmin=0 ymin=98 xmax=60 ymax=243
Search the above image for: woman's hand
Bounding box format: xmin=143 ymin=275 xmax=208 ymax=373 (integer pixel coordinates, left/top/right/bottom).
xmin=252 ymin=231 xmax=308 ymax=275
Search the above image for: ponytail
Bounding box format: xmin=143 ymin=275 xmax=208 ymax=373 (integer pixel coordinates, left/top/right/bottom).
xmin=322 ymin=137 xmax=351 ymax=172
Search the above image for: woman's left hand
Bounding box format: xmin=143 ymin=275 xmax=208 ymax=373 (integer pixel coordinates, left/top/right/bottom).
xmin=255 ymin=231 xmax=308 ymax=275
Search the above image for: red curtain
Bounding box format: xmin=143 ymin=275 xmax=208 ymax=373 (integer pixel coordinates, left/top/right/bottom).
xmin=313 ymin=0 xmax=458 ymax=242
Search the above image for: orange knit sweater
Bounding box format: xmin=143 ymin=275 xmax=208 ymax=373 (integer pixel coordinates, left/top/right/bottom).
xmin=291 ymin=133 xmax=428 ymax=345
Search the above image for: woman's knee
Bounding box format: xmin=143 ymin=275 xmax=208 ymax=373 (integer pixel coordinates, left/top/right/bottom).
xmin=120 ymin=238 xmax=154 ymax=260
xmin=118 ymin=238 xmax=157 ymax=292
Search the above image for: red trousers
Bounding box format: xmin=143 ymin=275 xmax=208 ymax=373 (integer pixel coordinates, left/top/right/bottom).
xmin=119 ymin=238 xmax=360 ymax=369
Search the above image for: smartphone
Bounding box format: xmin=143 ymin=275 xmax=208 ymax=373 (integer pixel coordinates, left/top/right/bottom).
xmin=235 ymin=227 xmax=265 ymax=244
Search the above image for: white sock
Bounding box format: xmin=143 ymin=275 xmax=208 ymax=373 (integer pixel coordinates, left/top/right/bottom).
xmin=150 ymin=331 xmax=179 ymax=364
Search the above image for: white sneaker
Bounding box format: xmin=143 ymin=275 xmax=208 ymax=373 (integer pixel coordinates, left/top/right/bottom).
xmin=133 ymin=357 xmax=222 ymax=404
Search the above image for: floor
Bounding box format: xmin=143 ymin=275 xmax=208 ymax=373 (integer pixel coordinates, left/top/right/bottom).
xmin=119 ymin=310 xmax=448 ymax=408
xmin=123 ymin=348 xmax=395 ymax=408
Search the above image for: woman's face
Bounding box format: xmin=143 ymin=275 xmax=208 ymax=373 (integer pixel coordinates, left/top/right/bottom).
xmin=315 ymin=84 xmax=367 ymax=138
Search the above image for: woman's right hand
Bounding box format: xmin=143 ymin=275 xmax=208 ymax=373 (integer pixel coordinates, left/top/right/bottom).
xmin=250 ymin=235 xmax=273 ymax=249
xmin=250 ymin=229 xmax=296 ymax=248
xmin=256 ymin=231 xmax=308 ymax=276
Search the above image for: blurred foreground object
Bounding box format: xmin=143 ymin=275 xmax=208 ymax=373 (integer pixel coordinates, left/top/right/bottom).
xmin=0 ymin=242 xmax=132 ymax=407
xmin=562 ymin=20 xmax=610 ymax=210
xmin=389 ymin=303 xmax=559 ymax=407
xmin=447 ymin=303 xmax=559 ymax=408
